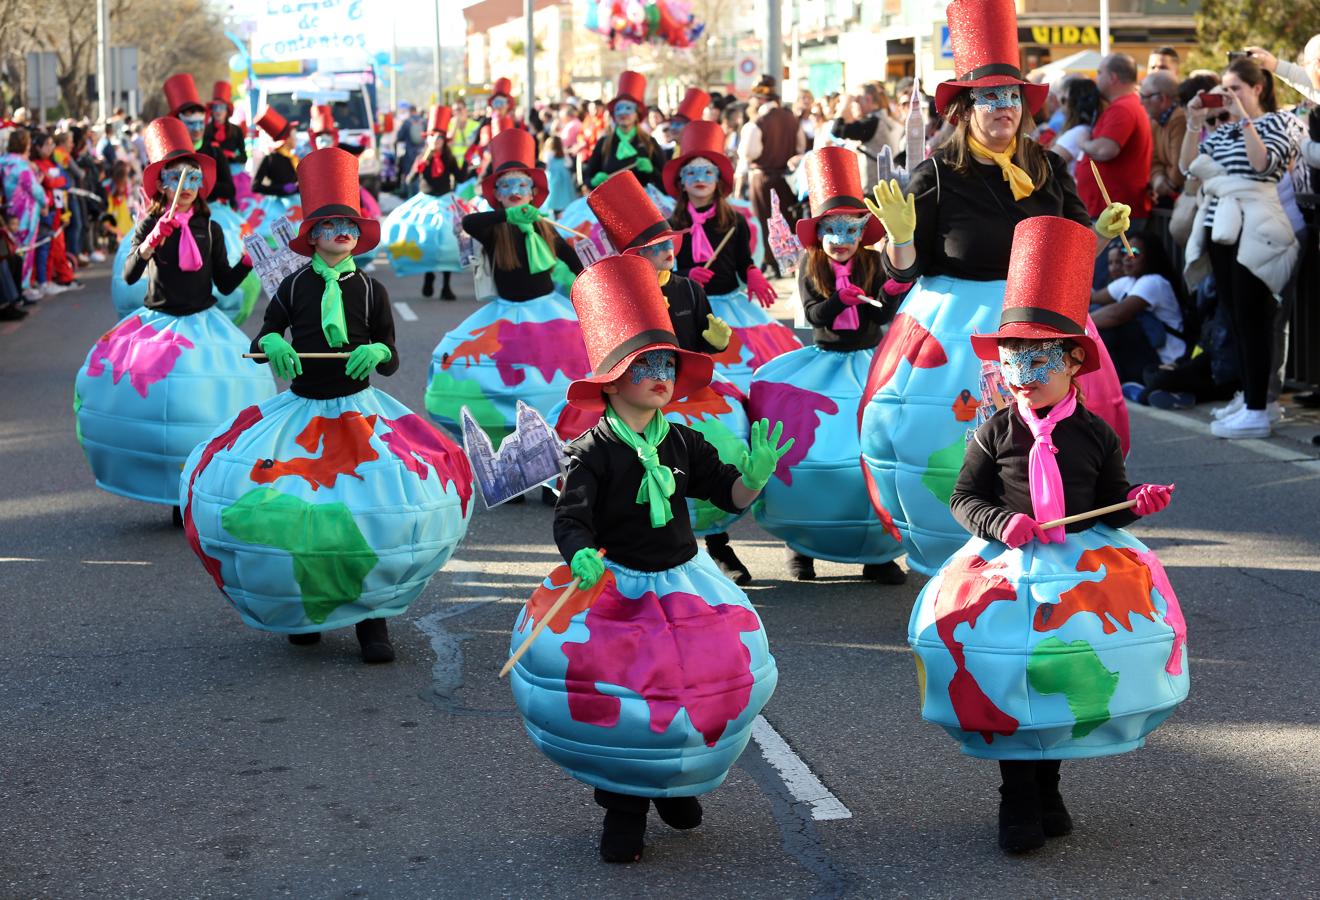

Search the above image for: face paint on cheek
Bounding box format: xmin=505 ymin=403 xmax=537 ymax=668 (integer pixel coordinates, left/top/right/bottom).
xmin=999 ymin=341 xmax=1066 ymax=386
xmin=972 ymin=86 xmax=1022 ymax=112
xmin=628 ymin=349 xmax=677 ymax=384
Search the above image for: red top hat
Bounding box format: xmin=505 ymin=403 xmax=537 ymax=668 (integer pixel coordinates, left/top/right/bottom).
xmin=670 ymin=87 xmax=710 ymax=123
xmin=163 ymin=73 xmax=205 ymax=117
xmin=480 ymin=129 xmax=548 ymax=208
xmin=426 ymin=105 xmax=453 ymax=135
xmin=935 ymin=0 xmax=1047 ymax=115
xmin=310 ymin=104 xmax=338 ymax=143
xmin=491 ymin=77 xmax=513 ymax=100
xmin=662 ymin=120 xmax=733 ymax=199
xmin=142 ymin=116 xmax=217 ymax=200
xmin=587 ymin=171 xmax=682 ymax=254
xmin=970 ymin=216 xmax=1100 ymax=374
xmin=607 ymin=71 xmax=647 ymax=116
xmin=211 ymin=81 xmax=233 ymax=115
xmin=567 ymin=255 xmax=713 ymax=411
xmin=288 ymin=148 xmax=381 ymax=257
xmin=255 ymin=107 xmax=295 ymax=141
xmin=795 ymin=147 xmax=885 ymax=249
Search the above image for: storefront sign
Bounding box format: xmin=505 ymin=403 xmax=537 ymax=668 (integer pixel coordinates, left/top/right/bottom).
xmin=1021 ymin=25 xmax=1101 ymax=46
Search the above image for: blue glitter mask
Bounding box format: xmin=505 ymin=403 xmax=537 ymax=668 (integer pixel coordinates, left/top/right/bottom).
xmin=491 ymin=96 xmax=509 ymax=111
xmin=613 ymin=100 xmax=638 ymax=117
xmin=972 ymin=86 xmax=1022 ymax=111
xmin=637 ymin=238 xmax=675 ymax=260
xmin=310 ymin=217 xmax=361 ymax=241
xmin=495 ymin=173 xmax=534 ymax=199
xmin=998 ymin=340 xmax=1066 ymax=386
xmin=680 ymin=161 xmax=719 ymax=186
xmin=180 ymin=112 xmax=206 ymax=131
xmin=627 ymin=349 xmax=676 ymax=384
xmin=313 ymin=133 xmax=336 ymax=149
xmin=161 ymin=167 xmax=204 ymax=191
xmin=818 ymin=214 xmax=868 ymax=248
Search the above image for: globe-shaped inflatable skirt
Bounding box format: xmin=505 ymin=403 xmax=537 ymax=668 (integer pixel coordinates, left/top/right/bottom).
xmin=749 ymin=345 xmax=903 ymax=564
xmin=510 ymin=552 xmax=777 ymax=796
xmin=705 ymin=289 xmax=802 ymax=394
xmin=909 ymin=525 xmax=1189 ymax=760
xmin=75 ymin=307 xmax=276 ymax=506
xmin=180 ymin=387 xmax=475 ymax=634
xmin=382 ymin=191 xmax=464 ymax=277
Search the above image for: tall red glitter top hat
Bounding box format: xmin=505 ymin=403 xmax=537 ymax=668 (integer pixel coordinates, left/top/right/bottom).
xmin=670 ymin=87 xmax=710 ymax=123
xmin=795 ymin=147 xmax=886 ymax=249
xmin=934 ymin=0 xmax=1048 ymax=115
xmin=255 ymin=107 xmax=296 ymax=141
xmin=662 ymin=120 xmax=733 ymax=199
xmin=480 ymin=129 xmax=548 ymax=208
xmin=163 ymin=73 xmax=206 ymax=117
xmin=426 ymin=105 xmax=453 ymax=135
xmin=587 ymin=171 xmax=682 ymax=255
xmin=287 ymin=148 xmax=381 ymax=257
xmin=309 ymin=105 xmax=338 ymax=141
xmin=607 ymin=70 xmax=647 ymax=116
xmin=211 ymin=80 xmax=234 ymax=115
xmin=142 ymin=116 xmax=217 ymax=200
xmin=490 ymin=77 xmax=514 ymax=101
xmin=970 ymin=216 xmax=1100 ymax=373
xmin=567 ymin=255 xmax=714 ymax=412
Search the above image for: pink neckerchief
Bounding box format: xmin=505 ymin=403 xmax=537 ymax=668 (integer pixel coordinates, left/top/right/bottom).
xmin=687 ymin=202 xmax=716 ymax=262
xmin=1015 ymin=387 xmax=1078 ymax=543
xmin=829 ymin=258 xmax=859 ymax=331
xmin=173 ymin=208 xmax=203 ymax=272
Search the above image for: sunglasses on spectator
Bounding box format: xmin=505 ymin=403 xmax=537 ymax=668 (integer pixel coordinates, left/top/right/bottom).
xmin=1208 ymin=112 xmax=1231 ymax=124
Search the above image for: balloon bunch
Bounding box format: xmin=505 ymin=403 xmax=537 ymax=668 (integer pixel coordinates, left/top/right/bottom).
xmin=582 ymin=0 xmax=704 ymax=49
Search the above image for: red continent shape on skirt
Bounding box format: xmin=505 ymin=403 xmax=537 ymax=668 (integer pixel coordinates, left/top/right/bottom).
xmin=378 ymin=413 xmax=475 ymax=516
xmin=86 ymin=315 xmax=196 ymax=398
xmin=1034 ymin=545 xmax=1160 ymax=634
xmin=747 ymin=380 xmax=837 ymax=486
xmin=442 ymin=319 xmax=591 ymax=387
xmin=249 ymin=412 xmax=379 ymax=490
xmin=861 ymin=312 xmax=948 ymax=410
xmin=183 ymin=404 xmax=266 ymax=593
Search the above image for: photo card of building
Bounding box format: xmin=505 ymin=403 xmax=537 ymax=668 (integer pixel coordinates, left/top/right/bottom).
xmin=460 ymin=401 xmax=568 ymax=508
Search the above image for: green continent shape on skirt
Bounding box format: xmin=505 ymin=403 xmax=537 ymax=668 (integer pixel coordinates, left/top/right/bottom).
xmin=233 ymin=271 xmax=262 ymax=326
xmin=1026 ymin=637 xmax=1120 ymax=739
xmin=73 ymin=388 xmax=83 ymax=445
xmin=221 ymin=487 xmax=380 ymax=625
xmin=425 ymin=369 xmax=509 ymax=444
xmin=922 ymin=435 xmax=966 ymax=506
xmin=686 ymin=418 xmax=746 ymax=532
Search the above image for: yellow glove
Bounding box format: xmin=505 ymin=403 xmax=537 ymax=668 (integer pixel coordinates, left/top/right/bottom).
xmin=862 ymin=179 xmax=916 ymax=245
xmin=1096 ymin=202 xmax=1132 ymax=240
xmin=701 ymin=313 xmax=732 ymax=351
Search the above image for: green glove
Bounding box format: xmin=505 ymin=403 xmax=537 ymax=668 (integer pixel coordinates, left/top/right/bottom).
xmin=1096 ymin=202 xmax=1132 ymax=240
xmin=634 ymin=157 xmax=654 ymax=175
xmin=551 ymin=259 xmax=576 ymax=289
xmin=863 ymin=179 xmax=916 ymax=245
xmin=570 ymin=547 xmax=605 ymax=589
xmin=738 ymin=418 xmax=795 ymax=491
xmin=505 ymin=203 xmax=542 ymax=226
xmin=590 ymin=172 xmax=609 ymax=188
xmin=345 ymin=342 xmax=392 ymax=380
xmin=258 ymin=333 xmax=301 ymax=380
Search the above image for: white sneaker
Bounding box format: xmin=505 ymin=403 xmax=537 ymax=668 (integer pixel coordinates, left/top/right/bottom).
xmin=90 ymin=250 xmax=107 ymax=263
xmin=1212 ymin=391 xmax=1244 ymax=420
xmin=42 ymin=282 xmax=69 ymax=295
xmin=21 ymin=287 xmax=42 ymax=303
xmin=1266 ymin=401 xmax=1283 ymax=423
xmin=1211 ymin=407 xmax=1271 ymax=439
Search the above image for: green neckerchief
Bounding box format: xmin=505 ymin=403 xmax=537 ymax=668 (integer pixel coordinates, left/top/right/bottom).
xmin=614 ymin=127 xmax=638 ymax=161
xmin=193 ymin=137 xmax=203 ymax=151
xmin=605 ymin=403 xmax=675 ymax=528
xmin=310 ymin=252 xmax=356 ymax=347
xmin=511 ymin=216 xmax=556 ymax=274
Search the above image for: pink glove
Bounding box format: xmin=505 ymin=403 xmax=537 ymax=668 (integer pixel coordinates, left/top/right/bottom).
xmin=1128 ymin=483 xmax=1174 ymax=516
xmin=1001 ymin=513 xmax=1051 ymax=550
xmin=838 ymin=283 xmax=866 ymax=307
xmin=240 ymin=252 xmax=253 ymax=268
xmin=688 ymin=266 xmax=715 ymax=286
xmin=144 ymin=216 xmax=178 ymax=249
xmin=882 ymin=278 xmax=913 ymax=297
xmin=746 ymin=266 xmax=778 ymax=308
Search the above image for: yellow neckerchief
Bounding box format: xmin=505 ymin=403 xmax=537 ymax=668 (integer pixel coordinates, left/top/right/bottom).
xmin=275 ymin=144 xmax=299 ymax=170
xmin=966 ymin=134 xmax=1034 ymax=201
xmin=657 ymin=268 xmax=671 ymax=289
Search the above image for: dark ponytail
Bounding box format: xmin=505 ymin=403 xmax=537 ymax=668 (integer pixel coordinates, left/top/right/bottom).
xmin=1226 ymin=57 xmax=1277 ymax=113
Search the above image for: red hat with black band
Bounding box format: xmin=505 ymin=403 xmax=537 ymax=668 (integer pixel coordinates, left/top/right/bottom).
xmin=255 ymin=107 xmax=296 ymax=141
xmin=288 ymin=147 xmax=380 ymax=257
xmin=211 ymin=81 xmax=234 ymax=116
xmin=662 ymin=120 xmax=733 ymax=199
xmin=310 ymin=105 xmax=338 ymax=143
xmin=607 ymin=70 xmax=647 ymax=117
xmin=480 ymin=129 xmax=548 ymax=208
xmin=142 ymin=116 xmax=217 ymax=200
xmin=490 ymin=77 xmax=514 ymax=102
xmin=794 ymin=147 xmax=885 ymax=249
xmin=163 ymin=73 xmax=206 ymax=117
xmin=670 ymin=87 xmax=710 ymax=123
xmin=934 ymin=0 xmax=1048 ymax=116
xmin=587 ymin=170 xmax=682 ymax=255
xmin=970 ymin=216 xmax=1099 ymax=374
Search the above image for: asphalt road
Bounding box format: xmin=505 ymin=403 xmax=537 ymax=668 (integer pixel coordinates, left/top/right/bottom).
xmin=2 ymin=261 xmax=1318 ymax=899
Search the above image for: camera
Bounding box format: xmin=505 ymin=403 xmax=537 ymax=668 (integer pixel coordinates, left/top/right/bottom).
xmin=1228 ymin=51 xmax=1247 ymax=62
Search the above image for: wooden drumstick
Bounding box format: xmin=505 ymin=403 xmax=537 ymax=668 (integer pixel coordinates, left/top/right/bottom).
xmin=1088 ymin=159 xmax=1135 ymax=256
xmin=243 ymin=352 xmax=353 ymax=359
xmin=1039 ymin=499 xmax=1137 ymax=531
xmin=499 ymin=549 xmax=606 ymax=679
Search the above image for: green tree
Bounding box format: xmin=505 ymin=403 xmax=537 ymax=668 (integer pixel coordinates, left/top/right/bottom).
xmin=1191 ymin=0 xmax=1320 ymax=72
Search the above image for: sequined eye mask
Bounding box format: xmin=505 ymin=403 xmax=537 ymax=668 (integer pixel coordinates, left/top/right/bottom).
xmin=818 ymin=214 xmax=868 ymax=246
xmin=613 ymin=100 xmax=638 ymax=117
xmin=999 ymin=340 xmax=1066 ymax=386
xmin=310 ymin=218 xmax=361 ymax=240
xmin=314 ymin=134 xmax=336 ymax=149
xmin=972 ymin=86 xmax=1022 ymax=111
xmin=638 ymin=238 xmax=674 ymax=258
xmin=180 ymin=113 xmax=206 ymax=129
xmin=628 ymin=349 xmax=676 ymax=384
xmin=680 ymin=162 xmax=719 ymax=186
xmin=495 ymin=174 xmax=534 ymax=198
xmin=491 ymin=96 xmax=509 ymax=110
xmin=160 ymin=167 xmax=204 ymax=191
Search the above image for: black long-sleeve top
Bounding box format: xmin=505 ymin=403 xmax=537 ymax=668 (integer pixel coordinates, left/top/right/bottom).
xmin=662 ymin=274 xmax=720 ymax=354
xmin=123 ymin=212 xmax=252 ymax=316
xmin=950 ymin=403 xmax=1137 ymax=543
xmin=670 ymin=206 xmax=753 ymax=296
xmin=253 ymin=263 xmax=399 ymax=399
xmin=460 ymin=209 xmax=582 ymax=301
xmin=409 ymin=147 xmax=461 ymax=196
xmin=253 ymin=151 xmax=299 ymax=196
xmin=582 ymin=129 xmax=667 ymax=190
xmin=194 ymin=142 xmax=236 ymax=205
xmin=832 ymin=113 xmax=882 ymax=144
xmin=885 ymin=149 xmax=1092 ymax=283
xmin=554 ymin=420 xmax=744 ymax=571
xmin=203 ymin=121 xmax=247 ymax=167
xmin=798 ymin=250 xmax=895 ymax=351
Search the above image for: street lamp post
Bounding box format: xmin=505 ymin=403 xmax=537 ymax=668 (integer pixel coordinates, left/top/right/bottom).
xmin=766 ymin=0 xmax=782 ymax=92
xmin=434 ymin=0 xmax=443 ymax=104
xmin=96 ymin=0 xmax=110 ymax=122
xmin=525 ymin=0 xmax=535 ymax=120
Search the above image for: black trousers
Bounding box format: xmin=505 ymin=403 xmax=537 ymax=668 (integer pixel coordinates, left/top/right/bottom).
xmin=1205 ymin=231 xmax=1278 ymax=410
xmin=999 ymin=759 xmax=1062 ymax=790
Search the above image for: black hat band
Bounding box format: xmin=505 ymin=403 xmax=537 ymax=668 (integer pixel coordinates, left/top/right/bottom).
xmin=1000 ymin=306 xmax=1085 ymax=335
xmin=597 ymin=329 xmax=679 ymax=376
xmin=959 ymin=63 xmax=1025 ymax=83
xmin=626 ymin=220 xmax=673 ymax=250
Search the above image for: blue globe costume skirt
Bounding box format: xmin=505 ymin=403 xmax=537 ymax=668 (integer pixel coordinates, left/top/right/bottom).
xmin=75 ymin=306 xmax=276 ymax=506
xmin=510 ymin=551 xmax=778 ymax=796
xmin=244 ymin=194 xmax=302 ymax=243
xmin=909 ymin=524 xmax=1189 ymax=760
xmin=749 ymin=345 xmax=903 ymax=564
xmin=382 ymin=191 xmax=463 ymax=276
xmin=425 ymin=292 xmax=591 ymax=444
xmin=858 ymin=275 xmax=1130 ymax=576
xmin=706 ymin=289 xmax=803 ymax=394
xmin=179 ymin=386 xmax=475 ymax=634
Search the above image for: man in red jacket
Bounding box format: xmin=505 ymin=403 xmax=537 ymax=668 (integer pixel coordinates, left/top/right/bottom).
xmin=1076 ymin=53 xmax=1153 ymax=227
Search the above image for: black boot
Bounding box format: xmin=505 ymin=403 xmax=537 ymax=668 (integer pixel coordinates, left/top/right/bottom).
xmin=705 ymin=533 xmax=751 ymax=585
xmin=1037 ymin=759 xmax=1073 ymax=837
xmin=422 ymin=272 xmax=435 ymax=297
xmin=172 ymin=505 xmax=184 ymax=528
xmin=998 ymin=761 xmax=1046 ymax=854
xmin=653 ymin=796 xmax=702 ymax=830
xmin=355 ymin=618 xmax=395 ymax=664
xmin=440 ymin=272 xmax=456 ymax=300
xmin=287 ymin=631 xmax=322 ymax=646
xmin=862 ymin=560 xmax=907 ymax=584
xmin=595 ymin=789 xmax=648 ymax=863
xmin=786 ymin=548 xmax=816 ymax=581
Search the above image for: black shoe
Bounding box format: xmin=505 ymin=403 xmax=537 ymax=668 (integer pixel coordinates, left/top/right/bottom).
xmin=422 ymin=272 xmax=435 ymax=297
xmin=1295 ymin=390 xmax=1320 ymax=409
xmin=599 ymin=809 xmax=647 ymax=863
xmin=1037 ymin=762 xmax=1073 ymax=838
xmin=786 ymin=549 xmax=816 ymax=581
xmin=355 ymin=618 xmax=395 ymax=663
xmin=541 ymin=485 xmax=557 ymax=506
xmin=706 ymin=534 xmax=751 ymax=585
xmin=653 ymin=796 xmax=702 ymax=830
xmin=171 ymin=505 xmax=184 ymax=528
xmin=0 ymin=305 xmax=27 ymax=320
xmin=287 ymin=631 xmax=322 ymax=645
xmin=998 ymin=788 xmax=1046 ymax=854
xmin=506 ymin=493 xmax=527 ymax=505
xmin=862 ymin=560 xmax=907 ymax=584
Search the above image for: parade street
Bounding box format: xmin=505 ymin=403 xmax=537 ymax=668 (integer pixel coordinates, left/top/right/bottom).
xmin=3 ymin=265 xmax=1318 ymax=899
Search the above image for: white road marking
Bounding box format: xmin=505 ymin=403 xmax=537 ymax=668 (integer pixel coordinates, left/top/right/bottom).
xmin=82 ymin=560 xmax=152 ymax=566
xmin=0 ymin=557 xmax=43 ymax=563
xmin=751 ymin=715 xmax=852 ymax=821
xmin=394 ymin=301 xmax=419 ymax=322
xmin=1130 ymin=404 xmax=1320 ymax=473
